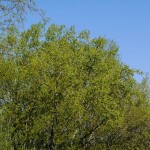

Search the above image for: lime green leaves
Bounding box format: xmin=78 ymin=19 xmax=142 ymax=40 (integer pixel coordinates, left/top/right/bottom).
xmin=0 ymin=24 xmax=150 ymax=149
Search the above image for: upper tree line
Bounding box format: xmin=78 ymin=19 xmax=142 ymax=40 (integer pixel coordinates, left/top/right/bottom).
xmin=0 ymin=1 xmax=150 ymax=150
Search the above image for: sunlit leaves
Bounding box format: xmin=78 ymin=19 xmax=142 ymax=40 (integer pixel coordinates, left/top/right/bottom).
xmin=0 ymin=23 xmax=150 ymax=149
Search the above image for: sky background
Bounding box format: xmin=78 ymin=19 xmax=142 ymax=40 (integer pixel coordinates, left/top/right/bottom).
xmin=26 ymin=0 xmax=150 ymax=82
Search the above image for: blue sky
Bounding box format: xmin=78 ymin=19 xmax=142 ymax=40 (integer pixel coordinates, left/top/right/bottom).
xmin=27 ymin=0 xmax=150 ymax=81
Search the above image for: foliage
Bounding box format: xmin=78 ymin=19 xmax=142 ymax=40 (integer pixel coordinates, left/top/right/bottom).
xmin=0 ymin=23 xmax=150 ymax=149
xmin=0 ymin=0 xmax=44 ymax=30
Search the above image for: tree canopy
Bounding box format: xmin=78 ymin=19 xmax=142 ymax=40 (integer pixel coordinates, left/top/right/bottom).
xmin=0 ymin=0 xmax=43 ymax=30
xmin=0 ymin=23 xmax=150 ymax=149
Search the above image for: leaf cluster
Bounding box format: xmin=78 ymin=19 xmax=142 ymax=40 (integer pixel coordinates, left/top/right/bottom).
xmin=0 ymin=24 xmax=150 ymax=150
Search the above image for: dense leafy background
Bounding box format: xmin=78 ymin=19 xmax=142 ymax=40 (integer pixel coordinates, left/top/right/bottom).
xmin=0 ymin=23 xmax=150 ymax=149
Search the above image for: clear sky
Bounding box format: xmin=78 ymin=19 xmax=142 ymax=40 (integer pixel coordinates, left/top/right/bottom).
xmin=27 ymin=0 xmax=150 ymax=81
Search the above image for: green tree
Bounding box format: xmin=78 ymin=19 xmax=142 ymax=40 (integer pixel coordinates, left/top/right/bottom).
xmin=0 ymin=23 xmax=150 ymax=149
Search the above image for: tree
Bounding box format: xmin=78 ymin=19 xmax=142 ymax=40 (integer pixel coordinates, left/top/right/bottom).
xmin=0 ymin=0 xmax=44 ymax=30
xmin=0 ymin=23 xmax=150 ymax=149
